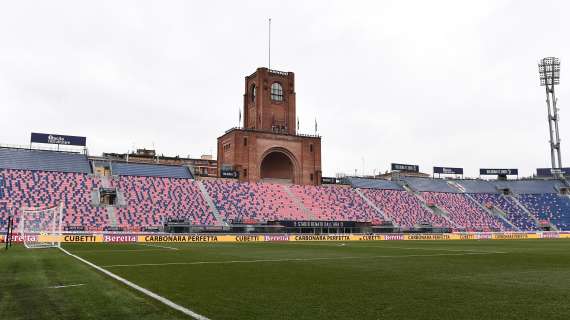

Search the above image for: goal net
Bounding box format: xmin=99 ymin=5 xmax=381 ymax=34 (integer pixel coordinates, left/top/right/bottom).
xmin=20 ymin=204 xmax=63 ymax=249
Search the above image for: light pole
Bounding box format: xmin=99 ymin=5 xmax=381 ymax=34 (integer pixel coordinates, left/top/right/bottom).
xmin=538 ymin=57 xmax=562 ymax=175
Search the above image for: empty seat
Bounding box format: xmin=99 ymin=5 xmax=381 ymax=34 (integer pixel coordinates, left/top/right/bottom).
xmin=402 ymin=177 xmax=460 ymax=193
xmin=288 ymin=185 xmax=381 ymax=222
xmin=0 ymin=169 xmax=106 ymax=231
xmin=470 ymin=193 xmax=538 ymax=231
xmin=518 ymin=193 xmax=570 ymax=230
xmin=362 ymin=189 xmax=448 ymax=228
xmin=347 ymin=177 xmax=404 ymax=190
xmin=421 ymin=192 xmax=509 ymax=231
xmin=115 ymin=176 xmax=217 ymax=230
xmin=111 ymin=162 xmax=193 ymax=179
xmin=203 ymin=180 xmax=308 ymax=223
xmin=0 ymin=148 xmax=91 ymax=173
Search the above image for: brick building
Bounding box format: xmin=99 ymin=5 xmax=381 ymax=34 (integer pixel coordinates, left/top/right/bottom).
xmin=217 ymin=68 xmax=322 ymax=185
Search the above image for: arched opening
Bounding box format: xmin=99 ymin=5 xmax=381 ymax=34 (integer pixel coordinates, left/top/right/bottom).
xmin=260 ymin=151 xmax=294 ymax=183
xmin=251 ymin=84 xmax=256 ymax=102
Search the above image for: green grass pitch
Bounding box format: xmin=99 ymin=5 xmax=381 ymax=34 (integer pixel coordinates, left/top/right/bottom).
xmin=1 ymin=239 xmax=570 ymax=319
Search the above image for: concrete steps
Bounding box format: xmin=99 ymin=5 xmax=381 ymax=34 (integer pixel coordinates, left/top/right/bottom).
xmin=507 ymin=194 xmax=544 ymax=229
xmin=282 ymin=185 xmax=315 ymax=220
xmin=403 ymin=184 xmax=459 ymax=229
xmin=106 ymin=206 xmax=118 ymax=227
xmin=196 ymin=180 xmax=228 ymax=227
xmin=353 ymin=188 xmax=390 ymax=222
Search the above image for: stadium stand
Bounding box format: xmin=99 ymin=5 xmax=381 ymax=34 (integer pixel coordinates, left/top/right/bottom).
xmin=0 ymin=201 xmax=7 ymax=231
xmin=110 ymin=162 xmax=193 ymax=179
xmin=288 ymin=185 xmax=382 ymax=222
xmin=0 ymin=174 xmax=4 ymax=198
xmin=420 ymin=192 xmax=509 ymax=231
xmin=203 ymin=180 xmax=308 ymax=223
xmin=470 ymin=193 xmax=538 ymax=231
xmin=492 ymin=180 xmax=562 ymax=194
xmin=2 ymin=143 xmax=570 ymax=232
xmin=114 ymin=176 xmax=218 ymax=230
xmin=361 ymin=189 xmax=449 ymax=227
xmin=0 ymin=148 xmax=91 ymax=173
xmin=0 ymin=169 xmax=107 ymax=231
xmin=346 ymin=177 xmax=404 ymax=190
xmin=402 ymin=177 xmax=459 ymax=193
xmin=518 ymin=193 xmax=570 ymax=230
xmin=453 ymin=180 xmax=499 ymax=194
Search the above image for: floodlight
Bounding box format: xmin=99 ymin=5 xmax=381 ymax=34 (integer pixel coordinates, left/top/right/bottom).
xmin=538 ymin=57 xmax=563 ymax=174
xmin=538 ymin=57 xmax=560 ymax=86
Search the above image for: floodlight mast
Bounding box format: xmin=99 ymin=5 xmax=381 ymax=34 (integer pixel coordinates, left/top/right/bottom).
xmin=538 ymin=57 xmax=562 ymax=176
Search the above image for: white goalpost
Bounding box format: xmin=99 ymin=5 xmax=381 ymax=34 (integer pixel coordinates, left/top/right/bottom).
xmin=20 ymin=203 xmax=64 ymax=249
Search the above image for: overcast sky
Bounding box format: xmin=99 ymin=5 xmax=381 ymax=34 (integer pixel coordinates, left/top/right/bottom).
xmin=1 ymin=0 xmax=569 ymax=178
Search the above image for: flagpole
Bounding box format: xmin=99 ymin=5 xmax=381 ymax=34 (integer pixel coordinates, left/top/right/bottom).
xmin=268 ymin=18 xmax=271 ymax=70
xmin=315 ymin=118 xmax=317 ymax=135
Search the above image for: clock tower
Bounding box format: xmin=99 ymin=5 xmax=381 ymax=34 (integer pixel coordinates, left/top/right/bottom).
xmin=217 ymin=67 xmax=321 ymax=185
xmin=244 ymin=68 xmax=296 ymax=134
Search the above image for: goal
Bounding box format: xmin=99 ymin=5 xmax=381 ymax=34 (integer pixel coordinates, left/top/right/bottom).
xmin=20 ymin=204 xmax=63 ymax=249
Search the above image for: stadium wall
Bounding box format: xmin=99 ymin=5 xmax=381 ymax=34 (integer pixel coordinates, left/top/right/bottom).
xmin=2 ymin=232 xmax=569 ymax=243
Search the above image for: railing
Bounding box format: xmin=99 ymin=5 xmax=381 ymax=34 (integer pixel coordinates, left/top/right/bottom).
xmin=224 ymin=127 xmax=320 ymax=138
xmin=269 ymin=69 xmax=289 ymax=76
xmin=247 ymin=69 xmax=290 ymax=78
xmin=0 ymin=143 xmax=87 ymax=155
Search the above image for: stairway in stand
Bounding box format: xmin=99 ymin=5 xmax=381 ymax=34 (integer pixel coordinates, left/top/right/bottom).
xmin=106 ymin=206 xmax=118 ymax=228
xmin=282 ymin=185 xmax=315 ymax=220
xmin=354 ymin=188 xmax=390 ymax=223
xmin=196 ymin=180 xmax=227 ymax=226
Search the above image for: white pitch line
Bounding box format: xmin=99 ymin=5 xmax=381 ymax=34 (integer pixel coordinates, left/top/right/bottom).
xmin=58 ymin=247 xmax=210 ymax=320
xmin=284 ymin=242 xmax=506 ymax=254
xmin=69 ymin=248 xmax=174 ymax=253
xmin=136 ymin=243 xmax=179 ymax=251
xmin=47 ymin=283 xmax=86 ymax=289
xmin=102 ymin=251 xmax=506 ymax=268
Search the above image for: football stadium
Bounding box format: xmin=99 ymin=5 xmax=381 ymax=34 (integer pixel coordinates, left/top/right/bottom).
xmin=2 ymin=2 xmax=570 ymax=320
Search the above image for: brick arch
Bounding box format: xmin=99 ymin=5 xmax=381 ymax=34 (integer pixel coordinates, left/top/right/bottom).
xmin=258 ymin=147 xmax=300 ymax=184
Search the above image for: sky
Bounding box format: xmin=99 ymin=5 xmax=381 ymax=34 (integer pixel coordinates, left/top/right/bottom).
xmin=0 ymin=0 xmax=569 ymax=178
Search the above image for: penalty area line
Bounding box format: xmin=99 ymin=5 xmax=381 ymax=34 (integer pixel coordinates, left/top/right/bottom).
xmin=58 ymin=247 xmax=209 ymax=320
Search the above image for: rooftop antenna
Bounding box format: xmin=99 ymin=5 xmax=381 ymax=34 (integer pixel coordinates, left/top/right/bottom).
xmin=268 ymin=18 xmax=271 ymax=70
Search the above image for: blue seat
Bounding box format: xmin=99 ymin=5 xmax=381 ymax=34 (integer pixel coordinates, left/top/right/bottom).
xmin=402 ymin=177 xmax=459 ymax=193
xmin=111 ymin=162 xmax=193 ymax=179
xmin=0 ymin=148 xmax=90 ymax=173
xmin=347 ymin=177 xmax=404 ymax=190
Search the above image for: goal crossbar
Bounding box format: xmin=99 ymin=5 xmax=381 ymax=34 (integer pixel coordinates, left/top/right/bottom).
xmin=20 ymin=203 xmax=64 ymax=249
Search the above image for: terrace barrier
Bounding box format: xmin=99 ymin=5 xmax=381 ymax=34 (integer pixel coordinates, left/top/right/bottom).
xmin=2 ymin=232 xmax=569 ymax=243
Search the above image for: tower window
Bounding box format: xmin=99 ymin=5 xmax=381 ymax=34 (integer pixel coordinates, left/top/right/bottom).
xmin=310 ymin=144 xmax=313 ymax=152
xmin=243 ymin=137 xmax=248 ymax=146
xmin=251 ymin=84 xmax=256 ymax=102
xmin=271 ymin=82 xmax=283 ymax=101
xmin=310 ymin=173 xmax=314 ymax=181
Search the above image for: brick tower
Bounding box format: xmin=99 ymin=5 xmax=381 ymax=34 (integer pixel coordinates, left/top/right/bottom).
xmin=217 ymin=68 xmax=322 ymax=185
